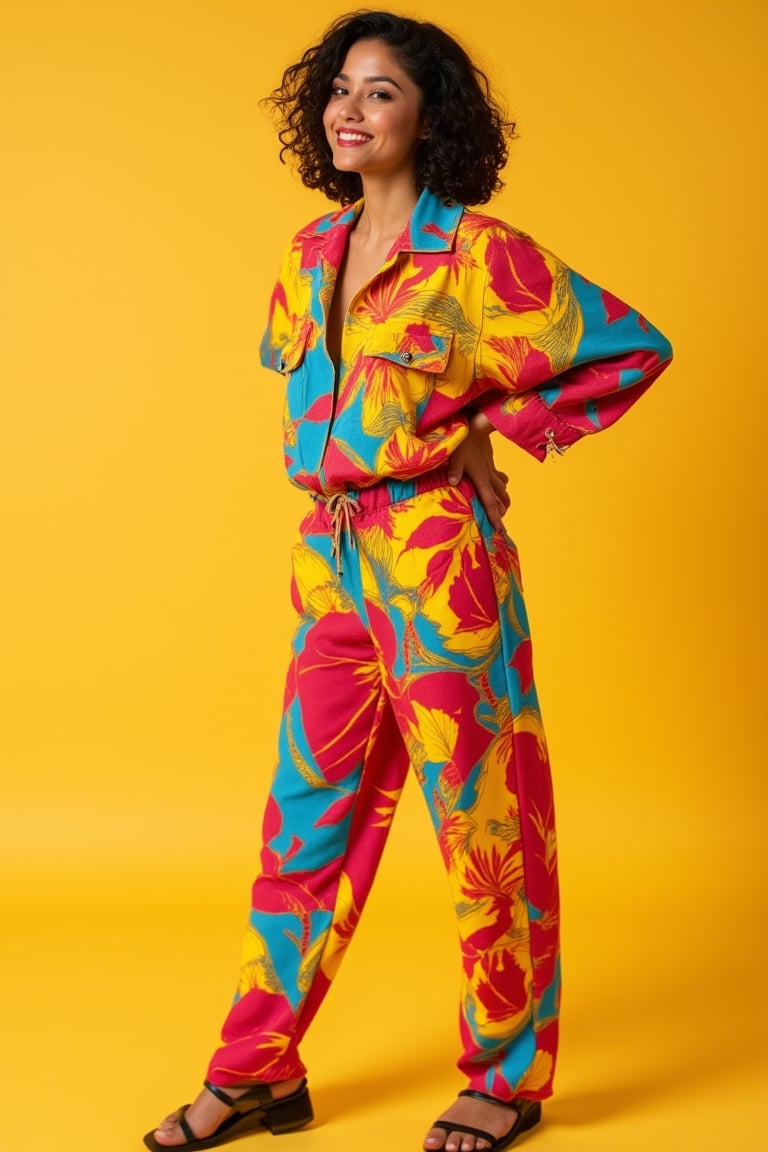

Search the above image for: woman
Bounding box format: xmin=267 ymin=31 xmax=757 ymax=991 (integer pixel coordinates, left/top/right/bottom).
xmin=145 ymin=11 xmax=672 ymax=1152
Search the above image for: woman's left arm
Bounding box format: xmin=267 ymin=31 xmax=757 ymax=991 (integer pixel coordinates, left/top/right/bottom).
xmin=473 ymin=226 xmax=673 ymax=462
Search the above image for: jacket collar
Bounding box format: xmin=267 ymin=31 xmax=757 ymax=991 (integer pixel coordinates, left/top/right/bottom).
xmin=399 ymin=188 xmax=465 ymax=252
xmin=313 ymin=187 xmax=464 ymax=268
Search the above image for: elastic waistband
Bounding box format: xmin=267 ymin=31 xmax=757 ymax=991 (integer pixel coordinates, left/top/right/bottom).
xmin=312 ymin=467 xmax=472 ymax=515
xmin=312 ymin=468 xmax=474 ymax=576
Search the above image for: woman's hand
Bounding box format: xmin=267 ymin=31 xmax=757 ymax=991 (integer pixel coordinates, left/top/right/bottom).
xmin=447 ymin=411 xmax=510 ymax=532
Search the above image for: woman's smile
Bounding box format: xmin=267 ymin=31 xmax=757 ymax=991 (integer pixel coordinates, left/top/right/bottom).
xmin=335 ymin=129 xmax=374 ymax=146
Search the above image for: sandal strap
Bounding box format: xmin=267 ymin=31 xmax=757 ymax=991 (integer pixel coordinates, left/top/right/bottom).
xmin=459 ymin=1093 xmax=541 ymax=1123
xmin=177 ymin=1106 xmax=198 ymax=1145
xmin=203 ymin=1082 xmax=238 ymax=1107
xmin=459 ymin=1089 xmax=510 ymax=1106
xmin=203 ymin=1078 xmax=287 ymax=1111
xmin=430 ymin=1120 xmax=496 ymax=1143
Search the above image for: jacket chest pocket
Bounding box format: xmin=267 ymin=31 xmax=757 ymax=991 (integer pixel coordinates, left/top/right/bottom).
xmin=363 ymin=326 xmax=454 ymax=404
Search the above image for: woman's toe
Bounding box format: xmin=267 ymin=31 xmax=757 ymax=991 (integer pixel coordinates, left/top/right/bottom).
xmin=449 ymin=1133 xmax=477 ymax=1152
xmin=157 ymin=1109 xmax=181 ymax=1129
xmin=423 ymin=1130 xmax=488 ymax=1152
xmin=151 ymin=1128 xmax=177 ymax=1147
xmin=152 ymin=1112 xmax=188 ymax=1146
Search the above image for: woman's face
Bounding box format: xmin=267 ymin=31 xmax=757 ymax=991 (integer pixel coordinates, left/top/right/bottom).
xmin=322 ymin=39 xmax=427 ymax=185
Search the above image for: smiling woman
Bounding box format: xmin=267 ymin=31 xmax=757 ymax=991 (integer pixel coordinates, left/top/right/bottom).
xmin=267 ymin=9 xmax=511 ymax=207
xmin=143 ymin=10 xmax=672 ymax=1152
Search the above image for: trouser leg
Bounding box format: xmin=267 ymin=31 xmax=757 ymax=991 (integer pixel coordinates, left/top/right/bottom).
xmin=207 ymin=513 xmax=409 ymax=1085
xmin=356 ymin=479 xmax=560 ymax=1102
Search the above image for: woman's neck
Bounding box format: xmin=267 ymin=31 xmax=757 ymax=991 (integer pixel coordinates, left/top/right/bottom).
xmin=354 ymin=174 xmax=420 ymax=247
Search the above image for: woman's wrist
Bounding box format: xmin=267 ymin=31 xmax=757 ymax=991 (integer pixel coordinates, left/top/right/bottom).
xmin=467 ymin=409 xmax=493 ymax=435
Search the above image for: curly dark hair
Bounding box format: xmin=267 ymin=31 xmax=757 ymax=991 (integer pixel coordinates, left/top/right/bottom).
xmin=264 ymin=10 xmax=516 ymax=206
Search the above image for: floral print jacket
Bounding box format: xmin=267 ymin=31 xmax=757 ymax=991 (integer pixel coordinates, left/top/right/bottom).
xmin=260 ymin=188 xmax=673 ymax=496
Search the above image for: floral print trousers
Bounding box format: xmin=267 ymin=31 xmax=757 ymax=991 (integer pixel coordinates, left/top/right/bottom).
xmin=207 ymin=470 xmax=560 ymax=1102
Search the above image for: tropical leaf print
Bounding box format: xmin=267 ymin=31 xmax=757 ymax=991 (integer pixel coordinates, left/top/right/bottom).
xmin=291 ymin=543 xmax=337 ymax=615
xmin=359 ymin=272 xmax=421 ymax=324
xmin=486 ymin=810 xmax=522 ymax=843
xmin=448 ymin=544 xmax=497 ymax=634
xmin=519 ymin=1049 xmax=553 ymax=1093
xmin=512 ymin=707 xmax=548 ymax=763
xmin=533 ymin=265 xmax=584 ymax=372
xmin=251 ymin=1030 xmax=294 ymax=1074
xmin=365 ymin=401 xmax=409 ymax=439
xmin=463 ymin=843 xmax=525 ymax=908
xmin=295 ymin=933 xmax=326 ymax=996
xmin=284 ymin=710 xmax=337 ymax=793
xmin=320 ymin=870 xmax=362 ymax=982
xmin=409 ymin=700 xmax=459 ymax=765
xmin=238 ymin=924 xmax=284 ymax=997
xmin=370 ymin=785 xmax=401 ymax=830
xmin=438 ymin=810 xmax=478 ymax=867
xmin=465 ymin=946 xmax=530 ymax=1038
xmin=486 ymin=231 xmax=554 ymax=313
xmin=528 ymin=800 xmax=558 ymax=877
xmin=484 ymin=334 xmax=553 ymax=392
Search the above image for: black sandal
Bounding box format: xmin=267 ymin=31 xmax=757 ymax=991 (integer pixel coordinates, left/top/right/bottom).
xmin=142 ymin=1079 xmax=313 ymax=1151
xmin=429 ymin=1091 xmax=542 ymax=1151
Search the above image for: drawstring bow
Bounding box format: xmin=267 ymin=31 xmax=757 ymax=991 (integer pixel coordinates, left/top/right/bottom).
xmin=325 ymin=492 xmax=361 ymax=576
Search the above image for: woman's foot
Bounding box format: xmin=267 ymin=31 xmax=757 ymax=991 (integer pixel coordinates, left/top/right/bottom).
xmin=152 ymin=1078 xmax=305 ymax=1147
xmin=423 ymin=1095 xmax=521 ymax=1152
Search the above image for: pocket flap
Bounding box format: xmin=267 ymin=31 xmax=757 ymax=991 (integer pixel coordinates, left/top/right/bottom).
xmin=279 ymin=318 xmax=316 ymax=373
xmin=365 ymin=324 xmax=453 ymax=373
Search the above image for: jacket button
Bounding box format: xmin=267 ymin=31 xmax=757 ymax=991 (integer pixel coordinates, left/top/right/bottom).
xmin=400 ymin=350 xmax=413 ymax=364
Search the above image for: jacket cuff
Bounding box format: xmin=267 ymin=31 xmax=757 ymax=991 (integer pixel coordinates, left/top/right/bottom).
xmin=482 ymin=394 xmax=586 ymax=461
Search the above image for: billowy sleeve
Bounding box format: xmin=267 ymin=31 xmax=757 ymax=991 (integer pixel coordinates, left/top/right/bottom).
xmin=475 ymin=226 xmax=673 ymax=460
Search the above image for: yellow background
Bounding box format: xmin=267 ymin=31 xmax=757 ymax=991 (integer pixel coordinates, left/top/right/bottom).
xmin=1 ymin=1 xmax=766 ymax=1150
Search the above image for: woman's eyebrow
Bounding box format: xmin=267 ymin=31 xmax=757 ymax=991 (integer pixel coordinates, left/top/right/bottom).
xmin=334 ymin=71 xmax=404 ymax=91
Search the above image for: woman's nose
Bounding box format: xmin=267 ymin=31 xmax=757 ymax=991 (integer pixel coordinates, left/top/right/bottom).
xmin=337 ymin=93 xmax=363 ymax=120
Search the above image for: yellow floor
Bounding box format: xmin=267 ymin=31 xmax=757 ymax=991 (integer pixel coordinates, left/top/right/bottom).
xmin=4 ymin=783 xmax=765 ymax=1152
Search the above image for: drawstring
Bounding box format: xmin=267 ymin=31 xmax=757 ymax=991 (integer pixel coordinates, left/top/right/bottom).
xmin=325 ymin=492 xmax=361 ymax=576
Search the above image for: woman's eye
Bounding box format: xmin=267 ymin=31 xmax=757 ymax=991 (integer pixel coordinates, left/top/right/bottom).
xmin=328 ymin=84 xmax=392 ymax=99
